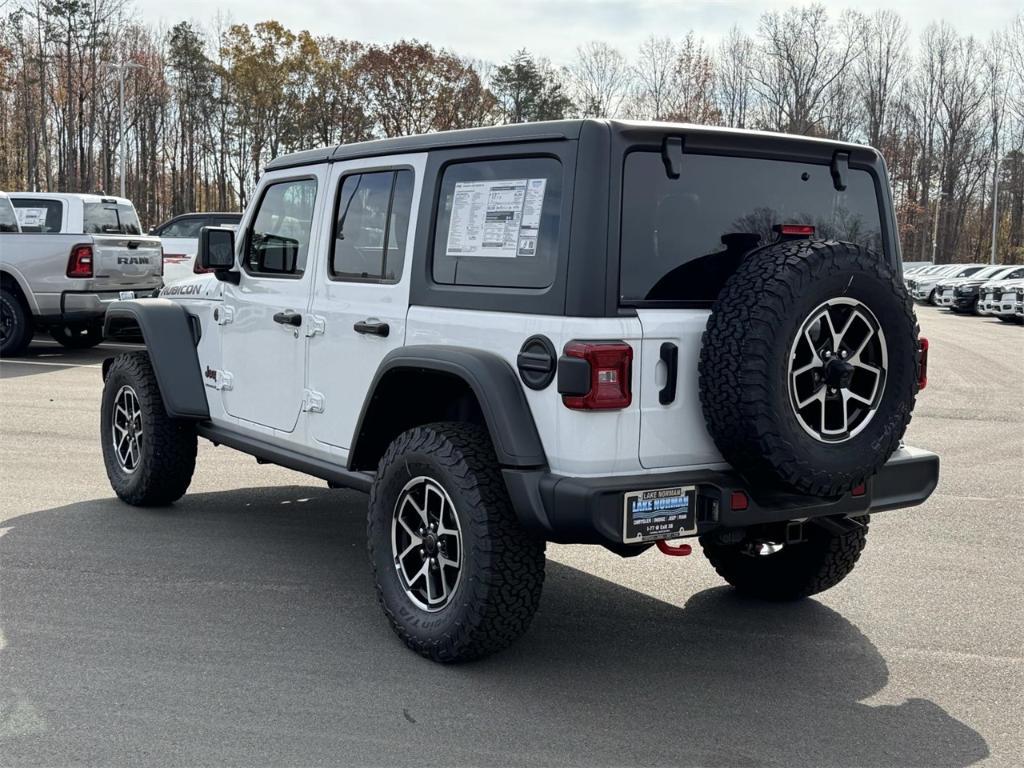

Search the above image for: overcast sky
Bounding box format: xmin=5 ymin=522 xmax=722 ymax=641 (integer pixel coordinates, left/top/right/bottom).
xmin=134 ymin=0 xmax=1019 ymax=64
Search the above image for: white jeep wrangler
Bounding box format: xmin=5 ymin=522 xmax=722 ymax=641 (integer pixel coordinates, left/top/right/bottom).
xmin=99 ymin=120 xmax=937 ymax=663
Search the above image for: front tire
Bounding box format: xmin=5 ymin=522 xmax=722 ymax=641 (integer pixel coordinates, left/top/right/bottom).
xmin=367 ymin=423 xmax=545 ymax=662
xmin=50 ymin=322 xmax=104 ymax=349
xmin=101 ymin=352 xmax=197 ymax=506
xmin=0 ymin=285 xmax=32 ymax=357
xmin=700 ymin=516 xmax=869 ymax=600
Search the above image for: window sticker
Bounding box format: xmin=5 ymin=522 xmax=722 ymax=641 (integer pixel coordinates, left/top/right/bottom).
xmin=445 ymin=178 xmax=547 ymax=258
xmin=14 ymin=207 xmax=48 ymax=228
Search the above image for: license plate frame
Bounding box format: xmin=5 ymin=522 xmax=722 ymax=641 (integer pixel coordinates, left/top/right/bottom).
xmin=119 ymin=290 xmax=136 ymax=301
xmin=622 ymin=485 xmax=697 ymax=544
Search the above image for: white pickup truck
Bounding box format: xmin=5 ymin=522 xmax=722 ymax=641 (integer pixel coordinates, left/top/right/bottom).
xmin=0 ymin=191 xmax=163 ymax=355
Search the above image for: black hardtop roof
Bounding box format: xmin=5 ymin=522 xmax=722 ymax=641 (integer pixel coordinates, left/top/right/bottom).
xmin=264 ymin=118 xmax=873 ymax=172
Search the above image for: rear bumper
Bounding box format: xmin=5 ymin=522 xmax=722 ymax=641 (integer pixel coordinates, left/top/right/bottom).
xmin=36 ymin=288 xmax=162 ymax=325
xmin=504 ymin=446 xmax=939 ymax=550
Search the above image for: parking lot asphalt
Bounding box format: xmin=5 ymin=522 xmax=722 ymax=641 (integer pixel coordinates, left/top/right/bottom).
xmin=1 ymin=307 xmax=1021 ymax=767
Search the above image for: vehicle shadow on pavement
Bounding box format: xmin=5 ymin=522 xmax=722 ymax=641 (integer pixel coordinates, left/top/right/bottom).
xmin=0 ymin=486 xmax=988 ymax=767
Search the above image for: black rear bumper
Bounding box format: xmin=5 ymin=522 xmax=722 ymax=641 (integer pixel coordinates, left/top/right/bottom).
xmin=503 ymin=446 xmax=938 ymax=550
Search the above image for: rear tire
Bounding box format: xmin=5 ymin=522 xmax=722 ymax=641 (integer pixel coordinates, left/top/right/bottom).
xmin=50 ymin=322 xmax=104 ymax=349
xmin=0 ymin=285 xmax=32 ymax=357
xmin=101 ymin=352 xmax=197 ymax=506
xmin=367 ymin=423 xmax=546 ymax=662
xmin=700 ymin=516 xmax=869 ymax=600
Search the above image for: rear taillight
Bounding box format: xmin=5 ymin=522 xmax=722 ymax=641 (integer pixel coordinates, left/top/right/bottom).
xmin=918 ymin=337 xmax=929 ymax=390
xmin=66 ymin=244 xmax=94 ymax=278
xmin=561 ymin=341 xmax=633 ymax=410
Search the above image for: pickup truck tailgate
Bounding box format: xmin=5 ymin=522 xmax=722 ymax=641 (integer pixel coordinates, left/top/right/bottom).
xmin=92 ymin=235 xmax=163 ymax=287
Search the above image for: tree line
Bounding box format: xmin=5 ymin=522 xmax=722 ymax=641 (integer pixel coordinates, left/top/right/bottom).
xmin=1 ymin=1 xmax=1022 ymax=264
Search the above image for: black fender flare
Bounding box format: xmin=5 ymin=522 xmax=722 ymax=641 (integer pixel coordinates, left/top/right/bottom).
xmin=351 ymin=346 xmax=547 ymax=470
xmin=103 ymin=299 xmax=210 ymax=420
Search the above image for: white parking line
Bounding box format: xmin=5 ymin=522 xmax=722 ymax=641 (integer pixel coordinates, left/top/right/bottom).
xmin=1 ymin=359 xmax=102 ymax=369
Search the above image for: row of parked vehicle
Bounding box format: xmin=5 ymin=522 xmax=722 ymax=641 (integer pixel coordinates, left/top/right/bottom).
xmin=0 ymin=190 xmax=239 ymax=355
xmin=904 ymin=261 xmax=1024 ymax=323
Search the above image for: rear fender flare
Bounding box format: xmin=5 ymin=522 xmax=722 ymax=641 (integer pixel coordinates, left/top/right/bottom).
xmin=350 ymin=346 xmax=547 ymax=470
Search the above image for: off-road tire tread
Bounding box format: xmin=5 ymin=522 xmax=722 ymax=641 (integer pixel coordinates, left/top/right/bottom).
xmin=102 ymin=351 xmax=196 ymax=506
xmin=698 ymin=240 xmax=919 ymax=497
xmin=700 ymin=516 xmax=869 ymax=600
xmin=368 ymin=423 xmax=545 ymax=663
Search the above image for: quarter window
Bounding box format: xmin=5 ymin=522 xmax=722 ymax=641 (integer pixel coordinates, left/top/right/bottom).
xmin=331 ymin=169 xmax=414 ymax=282
xmin=244 ymin=179 xmax=318 ymax=276
xmin=432 ymin=157 xmax=562 ymax=289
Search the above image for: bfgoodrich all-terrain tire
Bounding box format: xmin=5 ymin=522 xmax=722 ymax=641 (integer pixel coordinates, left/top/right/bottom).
xmin=0 ymin=284 xmax=32 ymax=357
xmin=100 ymin=351 xmax=197 ymax=506
xmin=367 ymin=423 xmax=546 ymax=663
xmin=699 ymin=240 xmax=920 ymax=498
xmin=700 ymin=516 xmax=870 ymax=600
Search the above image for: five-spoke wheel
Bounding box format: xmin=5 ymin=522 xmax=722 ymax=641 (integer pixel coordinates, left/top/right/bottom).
xmin=112 ymin=384 xmax=143 ymax=472
xmin=391 ymin=476 xmax=463 ymax=611
xmin=788 ymin=297 xmax=888 ymax=443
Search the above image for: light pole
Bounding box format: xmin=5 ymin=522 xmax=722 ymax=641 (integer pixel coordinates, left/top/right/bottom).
xmin=990 ymin=154 xmax=1008 ymax=266
xmin=103 ymin=61 xmax=143 ymax=198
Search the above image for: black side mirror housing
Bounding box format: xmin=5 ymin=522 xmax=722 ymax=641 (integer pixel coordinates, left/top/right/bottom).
xmin=198 ymin=226 xmax=239 ymax=282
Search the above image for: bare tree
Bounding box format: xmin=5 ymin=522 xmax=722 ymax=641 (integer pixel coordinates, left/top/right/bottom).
xmin=630 ymin=35 xmax=677 ymax=120
xmin=752 ymin=4 xmax=864 ymax=135
xmin=855 ymin=10 xmax=910 ymax=147
xmin=566 ymin=41 xmax=631 ymax=118
xmin=716 ymin=25 xmax=754 ymax=128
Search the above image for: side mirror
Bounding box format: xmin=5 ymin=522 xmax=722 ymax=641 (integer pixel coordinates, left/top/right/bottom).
xmin=198 ymin=226 xmax=238 ymax=282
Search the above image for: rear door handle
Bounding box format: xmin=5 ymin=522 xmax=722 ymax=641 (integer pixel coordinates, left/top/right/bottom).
xmin=273 ymin=310 xmax=302 ymax=327
xmin=353 ymin=319 xmax=390 ymax=337
xmin=659 ymin=342 xmax=678 ymax=405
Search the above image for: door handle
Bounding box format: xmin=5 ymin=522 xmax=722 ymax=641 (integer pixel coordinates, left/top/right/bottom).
xmin=353 ymin=319 xmax=390 ymax=337
xmin=273 ymin=310 xmax=302 ymax=327
xmin=659 ymin=342 xmax=678 ymax=405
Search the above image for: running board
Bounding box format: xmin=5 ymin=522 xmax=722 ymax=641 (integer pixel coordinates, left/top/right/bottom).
xmin=196 ymin=424 xmax=374 ymax=493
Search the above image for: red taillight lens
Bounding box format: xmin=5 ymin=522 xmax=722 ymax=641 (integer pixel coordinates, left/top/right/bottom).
xmin=918 ymin=337 xmax=929 ymax=390
xmin=562 ymin=341 xmax=633 ymax=410
xmin=851 ymin=483 xmax=866 ymax=497
xmin=776 ymin=224 xmax=816 ymax=236
xmin=66 ymin=244 xmax=94 ymax=278
xmin=730 ymin=491 xmax=749 ymax=511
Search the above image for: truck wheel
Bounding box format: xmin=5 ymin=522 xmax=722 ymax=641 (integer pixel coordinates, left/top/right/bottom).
xmin=50 ymin=322 xmax=103 ymax=349
xmin=699 ymin=240 xmax=919 ymax=497
xmin=100 ymin=351 xmax=196 ymax=506
xmin=367 ymin=423 xmax=546 ymax=662
xmin=700 ymin=516 xmax=869 ymax=600
xmin=0 ymin=285 xmax=32 ymax=357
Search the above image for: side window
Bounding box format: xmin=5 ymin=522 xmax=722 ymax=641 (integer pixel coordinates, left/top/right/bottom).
xmin=160 ymin=218 xmax=204 ymax=238
xmin=432 ymin=157 xmax=562 ymax=289
xmin=244 ymin=178 xmax=318 ymax=277
xmin=331 ymin=169 xmax=413 ymax=282
xmin=0 ymin=198 xmax=18 ymax=232
xmin=11 ymin=198 xmax=63 ymax=232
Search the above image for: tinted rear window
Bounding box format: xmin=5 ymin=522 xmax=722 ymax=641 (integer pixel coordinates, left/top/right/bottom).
xmin=12 ymin=198 xmax=63 ymax=232
xmin=620 ymin=152 xmax=884 ymax=303
xmin=84 ymin=202 xmax=142 ymax=235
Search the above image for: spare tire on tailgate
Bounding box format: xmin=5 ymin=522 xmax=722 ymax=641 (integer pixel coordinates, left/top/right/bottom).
xmin=698 ymin=239 xmax=920 ymax=498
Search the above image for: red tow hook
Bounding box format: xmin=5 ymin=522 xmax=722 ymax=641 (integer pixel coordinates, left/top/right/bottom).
xmin=656 ymin=539 xmax=692 ymax=556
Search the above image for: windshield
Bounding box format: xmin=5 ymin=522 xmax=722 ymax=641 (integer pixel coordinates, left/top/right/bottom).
xmin=84 ymin=201 xmax=142 ymax=235
xmin=620 ymin=151 xmax=884 ymax=303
